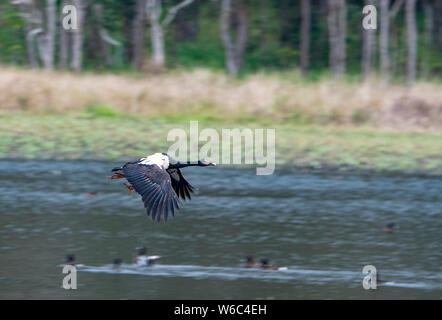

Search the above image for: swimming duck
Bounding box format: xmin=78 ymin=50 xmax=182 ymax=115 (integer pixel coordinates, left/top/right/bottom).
xmin=111 ymin=153 xmax=215 ymax=222
xmin=260 ymin=259 xmax=287 ymax=271
xmin=381 ymin=223 xmax=396 ymax=233
xmin=244 ymin=256 xmax=261 ymax=268
xmin=134 ymin=247 xmax=161 ymax=267
xmin=113 ymin=258 xmax=123 ymax=271
xmin=86 ymin=192 xmax=97 ymax=198
xmin=65 ymin=254 xmax=76 ymax=266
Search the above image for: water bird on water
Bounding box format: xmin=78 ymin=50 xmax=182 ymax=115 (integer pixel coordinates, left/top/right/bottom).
xmin=260 ymin=259 xmax=287 ymax=271
xmin=86 ymin=192 xmax=97 ymax=198
xmin=65 ymin=254 xmax=76 ymax=266
xmin=111 ymin=153 xmax=215 ymax=222
xmin=113 ymin=258 xmax=123 ymax=271
xmin=134 ymin=247 xmax=161 ymax=267
xmin=244 ymin=256 xmax=260 ymax=268
xmin=381 ymin=223 xmax=396 ymax=233
xmin=244 ymin=257 xmax=287 ymax=270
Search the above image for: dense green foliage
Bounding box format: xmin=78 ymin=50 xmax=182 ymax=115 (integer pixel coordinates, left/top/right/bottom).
xmin=0 ymin=0 xmax=440 ymax=79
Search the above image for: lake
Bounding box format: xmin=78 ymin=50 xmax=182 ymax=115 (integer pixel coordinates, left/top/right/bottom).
xmin=0 ymin=160 xmax=441 ymax=299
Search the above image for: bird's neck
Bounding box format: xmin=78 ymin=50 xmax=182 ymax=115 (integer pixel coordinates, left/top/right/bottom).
xmin=170 ymin=161 xmax=203 ymax=169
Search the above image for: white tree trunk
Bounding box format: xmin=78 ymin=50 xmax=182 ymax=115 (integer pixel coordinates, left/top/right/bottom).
xmin=146 ymin=0 xmax=194 ymax=69
xmin=152 ymin=24 xmax=165 ymax=67
xmin=35 ymin=0 xmax=55 ymax=70
xmin=59 ymin=0 xmax=70 ymax=70
xmin=220 ymin=0 xmax=237 ymax=75
xmin=220 ymin=0 xmax=248 ymax=76
xmin=361 ymin=0 xmax=376 ymax=80
xmin=406 ymin=0 xmax=417 ymax=86
xmin=44 ymin=0 xmax=55 ymax=70
xmin=25 ymin=25 xmax=41 ymax=68
xmin=147 ymin=0 xmax=165 ymax=68
xmin=71 ymin=0 xmax=85 ymax=72
xmin=13 ymin=0 xmax=55 ymax=70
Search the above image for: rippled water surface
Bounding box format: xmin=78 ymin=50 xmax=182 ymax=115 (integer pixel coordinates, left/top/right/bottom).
xmin=0 ymin=160 xmax=441 ymax=299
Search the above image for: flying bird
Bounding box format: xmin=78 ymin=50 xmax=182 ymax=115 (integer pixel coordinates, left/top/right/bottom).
xmin=111 ymin=153 xmax=215 ymax=222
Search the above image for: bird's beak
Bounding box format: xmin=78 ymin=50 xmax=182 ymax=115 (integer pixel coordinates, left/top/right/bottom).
xmin=200 ymin=159 xmax=216 ymax=166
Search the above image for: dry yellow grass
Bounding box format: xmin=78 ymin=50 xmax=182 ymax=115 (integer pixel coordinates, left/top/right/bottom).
xmin=0 ymin=66 xmax=441 ymax=128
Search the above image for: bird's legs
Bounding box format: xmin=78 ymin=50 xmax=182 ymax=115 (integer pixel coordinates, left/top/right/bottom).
xmin=110 ymin=172 xmax=133 ymax=194
xmin=110 ymin=173 xmax=125 ymax=179
xmin=124 ymin=183 xmax=135 ymax=195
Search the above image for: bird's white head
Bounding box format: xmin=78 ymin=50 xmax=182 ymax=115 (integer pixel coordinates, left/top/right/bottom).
xmin=139 ymin=153 xmax=169 ymax=169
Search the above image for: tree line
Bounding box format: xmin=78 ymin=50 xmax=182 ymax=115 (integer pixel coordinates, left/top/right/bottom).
xmin=1 ymin=0 xmax=440 ymax=85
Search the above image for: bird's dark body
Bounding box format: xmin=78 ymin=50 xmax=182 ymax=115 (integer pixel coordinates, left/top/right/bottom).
xmin=111 ymin=154 xmax=214 ymax=222
xmin=123 ymin=163 xmax=181 ymax=222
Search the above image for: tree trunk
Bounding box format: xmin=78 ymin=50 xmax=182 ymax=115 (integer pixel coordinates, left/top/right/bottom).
xmin=146 ymin=0 xmax=166 ymax=68
xmin=71 ymin=0 xmax=85 ymax=72
xmin=59 ymin=29 xmax=70 ymax=70
xmin=220 ymin=0 xmax=248 ymax=76
xmin=150 ymin=14 xmax=165 ymax=67
xmin=300 ymin=0 xmax=311 ymax=76
xmin=220 ymin=0 xmax=237 ymax=75
xmin=25 ymin=25 xmax=41 ymax=68
xmin=11 ymin=0 xmax=57 ymax=69
xmin=132 ymin=0 xmax=147 ymax=70
xmin=327 ymin=0 xmax=346 ymax=79
xmin=146 ymin=0 xmax=195 ymax=69
xmin=234 ymin=0 xmax=248 ymax=71
xmin=379 ymin=0 xmax=390 ymax=85
xmin=361 ymin=0 xmax=376 ymax=80
xmin=59 ymin=0 xmax=70 ymax=70
xmin=35 ymin=0 xmax=55 ymax=70
xmin=405 ymin=0 xmax=417 ymax=86
xmin=422 ymin=0 xmax=433 ymax=78
xmin=12 ymin=0 xmax=42 ymax=68
xmin=44 ymin=0 xmax=55 ymax=70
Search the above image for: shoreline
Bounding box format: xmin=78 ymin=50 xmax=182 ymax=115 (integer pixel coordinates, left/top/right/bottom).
xmin=1 ymin=111 xmax=441 ymax=175
xmin=1 ymin=157 xmax=441 ymax=177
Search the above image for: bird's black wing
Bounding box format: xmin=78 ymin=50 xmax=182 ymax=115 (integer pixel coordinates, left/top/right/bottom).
xmin=166 ymin=168 xmax=194 ymax=200
xmin=122 ymin=163 xmax=181 ymax=222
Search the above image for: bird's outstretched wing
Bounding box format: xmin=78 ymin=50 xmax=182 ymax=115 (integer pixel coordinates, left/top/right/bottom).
xmin=123 ymin=163 xmax=181 ymax=222
xmin=166 ymin=168 xmax=194 ymax=200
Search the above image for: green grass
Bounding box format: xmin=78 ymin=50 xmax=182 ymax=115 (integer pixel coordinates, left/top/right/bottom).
xmin=84 ymin=104 xmax=121 ymax=118
xmin=0 ymin=110 xmax=441 ymax=173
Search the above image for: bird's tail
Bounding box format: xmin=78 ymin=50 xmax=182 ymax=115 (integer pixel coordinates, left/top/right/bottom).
xmin=110 ymin=173 xmax=125 ymax=179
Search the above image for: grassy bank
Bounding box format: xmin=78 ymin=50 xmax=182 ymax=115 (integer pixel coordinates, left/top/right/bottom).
xmin=1 ymin=67 xmax=441 ymax=128
xmin=1 ymin=111 xmax=441 ymax=173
